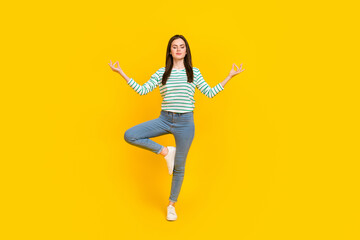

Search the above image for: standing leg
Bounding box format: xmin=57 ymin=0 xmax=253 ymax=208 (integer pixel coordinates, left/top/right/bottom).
xmin=124 ymin=117 xmax=171 ymax=154
xmin=168 ymin=120 xmax=195 ymax=203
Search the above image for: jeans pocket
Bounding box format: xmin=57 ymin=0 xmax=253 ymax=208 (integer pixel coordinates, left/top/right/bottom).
xmin=182 ymin=114 xmax=194 ymax=122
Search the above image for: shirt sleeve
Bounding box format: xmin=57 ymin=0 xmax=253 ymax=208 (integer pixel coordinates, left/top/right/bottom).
xmin=126 ymin=71 xmax=160 ymax=96
xmin=195 ymin=69 xmax=224 ymax=98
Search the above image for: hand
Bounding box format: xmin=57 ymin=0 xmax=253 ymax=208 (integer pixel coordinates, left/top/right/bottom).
xmin=108 ymin=60 xmax=123 ymax=74
xmin=228 ymin=63 xmax=245 ymax=78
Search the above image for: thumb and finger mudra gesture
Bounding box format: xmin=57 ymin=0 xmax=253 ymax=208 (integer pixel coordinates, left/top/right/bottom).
xmin=229 ymin=63 xmax=245 ymax=78
xmin=108 ymin=60 xmax=123 ymax=73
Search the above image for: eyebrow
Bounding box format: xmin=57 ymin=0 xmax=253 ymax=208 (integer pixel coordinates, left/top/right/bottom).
xmin=172 ymin=44 xmax=185 ymax=46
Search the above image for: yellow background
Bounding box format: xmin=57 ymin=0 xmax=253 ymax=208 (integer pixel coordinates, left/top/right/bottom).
xmin=1 ymin=0 xmax=359 ymax=239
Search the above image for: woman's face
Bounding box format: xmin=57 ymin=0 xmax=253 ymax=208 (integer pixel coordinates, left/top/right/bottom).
xmin=170 ymin=38 xmax=187 ymax=60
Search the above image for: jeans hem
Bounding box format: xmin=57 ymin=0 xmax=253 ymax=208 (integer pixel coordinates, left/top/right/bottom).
xmin=157 ymin=146 xmax=164 ymax=154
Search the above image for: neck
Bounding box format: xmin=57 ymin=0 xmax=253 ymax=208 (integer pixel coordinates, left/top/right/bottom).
xmin=172 ymin=59 xmax=185 ymax=69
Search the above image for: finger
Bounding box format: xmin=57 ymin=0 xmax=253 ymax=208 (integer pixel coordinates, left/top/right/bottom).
xmin=110 ymin=60 xmax=113 ymax=64
xmin=237 ymin=68 xmax=245 ymax=73
xmin=234 ymin=64 xmax=239 ymax=70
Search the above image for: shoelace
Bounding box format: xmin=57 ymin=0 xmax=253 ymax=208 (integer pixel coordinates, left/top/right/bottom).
xmin=168 ymin=206 xmax=176 ymax=215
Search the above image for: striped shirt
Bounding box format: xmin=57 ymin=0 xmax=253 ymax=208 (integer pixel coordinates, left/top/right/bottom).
xmin=126 ymin=67 xmax=224 ymax=113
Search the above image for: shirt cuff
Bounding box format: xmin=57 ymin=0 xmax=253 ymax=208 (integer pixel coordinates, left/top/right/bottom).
xmin=127 ymin=78 xmax=134 ymax=85
xmin=218 ymin=83 xmax=224 ymax=91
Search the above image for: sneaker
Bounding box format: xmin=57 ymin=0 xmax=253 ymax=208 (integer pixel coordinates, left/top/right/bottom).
xmin=166 ymin=205 xmax=177 ymax=221
xmin=164 ymin=146 xmax=176 ymax=175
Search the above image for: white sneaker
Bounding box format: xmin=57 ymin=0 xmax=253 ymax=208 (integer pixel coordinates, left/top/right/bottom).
xmin=166 ymin=205 xmax=177 ymax=221
xmin=164 ymin=146 xmax=176 ymax=175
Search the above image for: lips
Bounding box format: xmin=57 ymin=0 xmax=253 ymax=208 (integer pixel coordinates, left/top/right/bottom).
xmin=176 ymin=53 xmax=182 ymax=55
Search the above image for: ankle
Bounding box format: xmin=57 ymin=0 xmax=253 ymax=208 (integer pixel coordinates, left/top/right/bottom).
xmin=161 ymin=146 xmax=168 ymax=156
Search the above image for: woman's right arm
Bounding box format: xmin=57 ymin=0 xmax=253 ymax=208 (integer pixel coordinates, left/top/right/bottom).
xmin=108 ymin=60 xmax=159 ymax=95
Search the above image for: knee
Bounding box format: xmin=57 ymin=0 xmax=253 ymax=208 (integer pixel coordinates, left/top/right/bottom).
xmin=124 ymin=129 xmax=135 ymax=143
xmin=173 ymin=165 xmax=185 ymax=176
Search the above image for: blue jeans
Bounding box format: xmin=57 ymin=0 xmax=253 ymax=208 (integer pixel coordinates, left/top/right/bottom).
xmin=124 ymin=110 xmax=195 ymax=202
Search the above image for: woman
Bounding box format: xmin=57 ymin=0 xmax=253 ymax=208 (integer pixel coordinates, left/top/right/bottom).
xmin=108 ymin=34 xmax=245 ymax=221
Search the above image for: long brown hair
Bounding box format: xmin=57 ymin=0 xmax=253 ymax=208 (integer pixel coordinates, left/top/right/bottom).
xmin=161 ymin=35 xmax=194 ymax=85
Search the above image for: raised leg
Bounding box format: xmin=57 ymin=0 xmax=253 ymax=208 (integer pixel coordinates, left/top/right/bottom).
xmin=124 ymin=117 xmax=170 ymax=154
